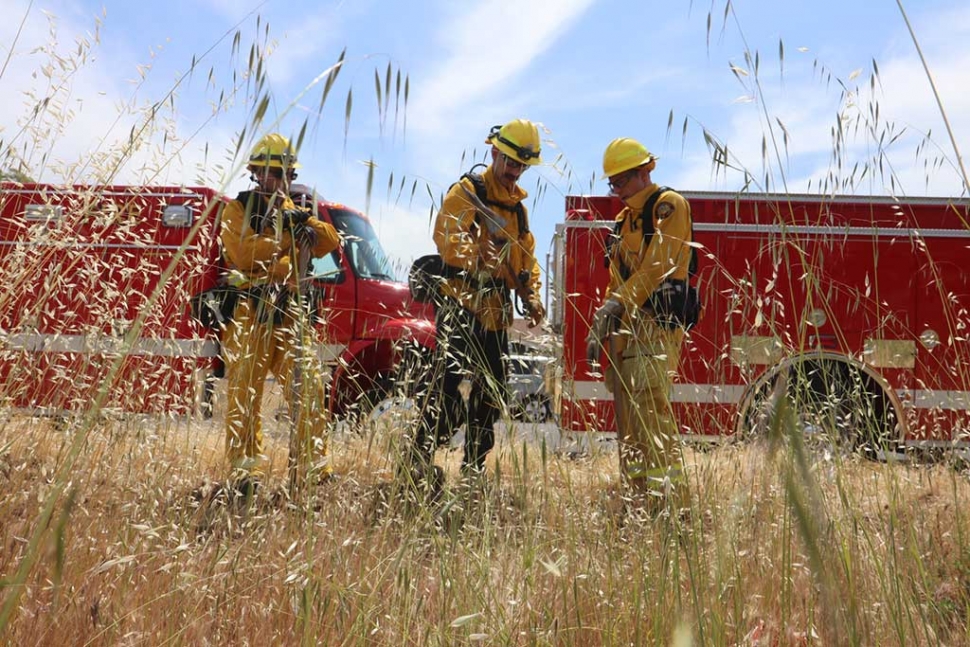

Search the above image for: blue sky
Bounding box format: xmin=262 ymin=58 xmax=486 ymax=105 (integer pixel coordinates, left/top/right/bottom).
xmin=2 ymin=0 xmax=968 ymax=281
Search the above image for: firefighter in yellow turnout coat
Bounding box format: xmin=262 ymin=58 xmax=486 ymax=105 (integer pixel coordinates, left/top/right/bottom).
xmin=587 ymin=137 xmax=693 ymax=512
xmin=220 ymin=134 xmax=341 ymax=490
xmin=408 ymin=119 xmax=546 ymax=490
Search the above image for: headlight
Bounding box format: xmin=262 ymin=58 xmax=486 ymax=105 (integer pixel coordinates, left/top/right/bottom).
xmin=162 ymin=204 xmax=193 ymax=227
xmin=806 ymin=308 xmax=827 ymax=327
xmin=920 ymin=329 xmax=940 ymax=351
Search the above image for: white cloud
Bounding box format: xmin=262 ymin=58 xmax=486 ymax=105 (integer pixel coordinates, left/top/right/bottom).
xmin=407 ymin=0 xmax=597 ymax=135
xmin=260 ymin=9 xmax=344 ymax=88
xmin=0 ymin=3 xmax=122 ymax=180
xmin=0 ymin=2 xmax=262 ymax=189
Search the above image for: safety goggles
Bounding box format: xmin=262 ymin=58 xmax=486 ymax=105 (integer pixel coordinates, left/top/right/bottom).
xmin=489 ymin=125 xmax=540 ymax=163
xmin=257 ymin=167 xmax=297 ymax=180
xmin=607 ymin=168 xmax=639 ymax=191
xmin=501 ymin=153 xmax=528 ymax=171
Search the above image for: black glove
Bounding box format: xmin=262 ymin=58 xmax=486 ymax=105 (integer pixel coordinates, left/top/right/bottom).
xmin=585 ymin=336 xmax=603 ymax=366
xmin=527 ymin=299 xmax=546 ymax=328
xmin=280 ymin=208 xmax=311 ymax=231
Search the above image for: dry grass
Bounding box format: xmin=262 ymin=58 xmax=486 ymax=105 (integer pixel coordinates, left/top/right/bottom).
xmin=2 ymin=412 xmax=969 ymax=646
xmin=2 ymin=3 xmax=969 ymax=645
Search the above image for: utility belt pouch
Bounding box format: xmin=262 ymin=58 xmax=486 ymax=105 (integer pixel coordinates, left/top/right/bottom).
xmin=645 ymin=278 xmax=701 ymax=331
xmin=189 ymin=284 xmax=242 ymax=330
xmin=409 ymin=254 xmax=450 ymax=305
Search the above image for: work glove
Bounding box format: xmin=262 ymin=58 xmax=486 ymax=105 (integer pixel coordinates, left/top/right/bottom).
xmin=585 ymin=335 xmax=604 ymax=366
xmin=281 ymin=208 xmax=312 ymax=231
xmin=291 ymin=222 xmax=318 ymax=250
xmin=527 ymin=299 xmax=546 ymax=329
xmin=585 ymin=298 xmax=624 ymax=365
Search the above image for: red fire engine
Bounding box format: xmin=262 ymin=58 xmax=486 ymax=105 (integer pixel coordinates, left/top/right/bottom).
xmin=0 ymin=183 xmax=434 ymax=418
xmin=552 ymin=191 xmax=970 ymax=454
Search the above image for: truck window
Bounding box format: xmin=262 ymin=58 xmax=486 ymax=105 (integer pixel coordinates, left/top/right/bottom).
xmin=329 ymin=208 xmax=397 ymax=282
xmin=310 ymin=250 xmax=343 ymax=281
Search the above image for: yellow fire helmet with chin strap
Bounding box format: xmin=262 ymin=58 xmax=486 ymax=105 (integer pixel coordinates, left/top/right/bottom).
xmin=247 ymin=133 xmax=302 ymax=171
xmin=602 ymin=137 xmax=657 ymax=179
xmin=486 ymin=119 xmax=543 ymax=166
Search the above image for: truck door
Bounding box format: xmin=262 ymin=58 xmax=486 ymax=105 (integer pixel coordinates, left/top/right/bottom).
xmin=309 ymin=243 xmax=355 ymax=365
xmin=308 ymin=205 xmax=404 ymax=365
xmin=326 ymin=207 xmax=404 ymax=337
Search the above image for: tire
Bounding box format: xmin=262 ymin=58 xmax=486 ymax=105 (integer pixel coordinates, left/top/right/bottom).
xmin=354 ymin=387 xmax=418 ymax=468
xmin=519 ymin=395 xmax=551 ymax=424
xmin=348 ymin=341 xmax=431 ymax=430
xmin=354 ymin=342 xmax=432 ymax=456
xmin=738 ymin=356 xmax=901 ymax=459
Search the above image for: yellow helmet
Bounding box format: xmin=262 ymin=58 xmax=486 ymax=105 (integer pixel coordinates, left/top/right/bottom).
xmin=247 ymin=133 xmax=301 ymax=170
xmin=485 ymin=119 xmax=542 ymax=166
xmin=601 ymin=137 xmax=656 ymax=179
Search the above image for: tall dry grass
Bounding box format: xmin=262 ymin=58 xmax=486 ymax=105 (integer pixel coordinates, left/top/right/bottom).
xmin=2 ymin=1 xmax=970 ymax=645
xmin=2 ymin=412 xmax=970 ymax=645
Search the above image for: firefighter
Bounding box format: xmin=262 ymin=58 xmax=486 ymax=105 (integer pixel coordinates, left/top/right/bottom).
xmin=405 ymin=119 xmax=546 ymax=496
xmin=586 ymin=137 xmax=693 ymax=515
xmin=220 ymin=133 xmax=341 ymax=494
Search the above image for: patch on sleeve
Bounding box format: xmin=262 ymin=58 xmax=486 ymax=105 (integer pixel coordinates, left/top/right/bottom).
xmin=656 ymin=201 xmax=676 ymax=219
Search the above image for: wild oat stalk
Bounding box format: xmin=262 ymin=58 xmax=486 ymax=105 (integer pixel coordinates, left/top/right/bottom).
xmin=0 ymin=6 xmax=410 ymax=633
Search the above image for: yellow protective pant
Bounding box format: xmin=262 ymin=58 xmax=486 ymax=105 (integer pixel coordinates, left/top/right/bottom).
xmin=613 ymin=317 xmax=687 ymax=509
xmin=222 ymin=295 xmax=330 ymax=481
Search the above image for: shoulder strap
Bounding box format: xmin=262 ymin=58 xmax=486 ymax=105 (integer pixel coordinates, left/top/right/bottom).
xmin=639 ymin=186 xmax=698 ymax=277
xmin=459 ymin=167 xmax=529 ymax=237
xmin=236 ymin=190 xmax=273 ymax=232
xmin=605 ymin=186 xmax=698 ymax=277
xmin=636 ymin=186 xmax=672 ymax=235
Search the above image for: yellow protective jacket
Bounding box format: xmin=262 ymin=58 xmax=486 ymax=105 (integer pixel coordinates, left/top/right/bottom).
xmin=434 ymin=166 xmax=541 ymax=331
xmin=606 ymin=183 xmax=692 ymax=315
xmin=221 ymin=191 xmax=341 ymax=288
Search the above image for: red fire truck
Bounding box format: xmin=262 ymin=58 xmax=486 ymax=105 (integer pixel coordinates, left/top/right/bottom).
xmin=0 ymin=183 xmax=434 ymax=418
xmin=552 ymin=191 xmax=970 ymax=454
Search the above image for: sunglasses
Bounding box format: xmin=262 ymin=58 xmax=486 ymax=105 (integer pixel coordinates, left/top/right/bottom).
xmin=256 ymin=167 xmax=296 ymax=180
xmin=501 ymin=153 xmax=528 ymax=171
xmin=607 ymin=168 xmax=639 ymax=191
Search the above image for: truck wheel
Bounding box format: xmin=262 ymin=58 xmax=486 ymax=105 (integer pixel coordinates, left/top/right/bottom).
xmin=365 ymin=391 xmax=418 ymax=429
xmin=358 ymin=388 xmax=419 ymax=463
xmin=737 ymin=355 xmax=903 ymax=459
xmin=393 ymin=341 xmax=433 ymax=400
xmin=519 ymin=395 xmax=551 ymax=424
xmin=353 ymin=379 xmax=391 ymax=427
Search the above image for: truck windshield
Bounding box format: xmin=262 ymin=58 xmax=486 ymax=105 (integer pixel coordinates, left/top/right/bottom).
xmin=328 ymin=208 xmax=397 ymax=281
